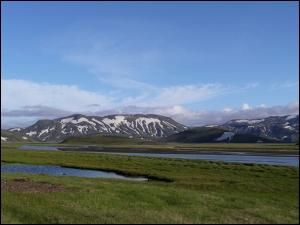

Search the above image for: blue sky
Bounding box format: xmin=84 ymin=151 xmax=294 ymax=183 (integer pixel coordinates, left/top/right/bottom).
xmin=1 ymin=2 xmax=299 ymax=127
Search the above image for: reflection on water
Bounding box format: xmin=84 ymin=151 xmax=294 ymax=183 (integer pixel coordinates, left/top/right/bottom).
xmin=19 ymin=145 xmax=58 ymax=151
xmin=19 ymin=145 xmax=299 ymax=167
xmin=101 ymin=152 xmax=299 ymax=167
xmin=1 ymin=164 xmax=148 ymax=181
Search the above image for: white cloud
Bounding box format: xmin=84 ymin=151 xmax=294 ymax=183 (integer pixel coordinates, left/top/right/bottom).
xmin=259 ymin=104 xmax=266 ymax=108
xmin=89 ymin=102 xmax=298 ymax=127
xmin=241 ymin=103 xmax=251 ymax=110
xmin=129 ymin=102 xmax=299 ymax=126
xmin=0 ymin=79 xmax=233 ymax=127
xmin=2 ymin=78 xmax=297 ymax=129
xmin=62 ymin=39 xmax=162 ymax=79
xmin=2 ymin=101 xmax=298 ymax=128
xmin=244 ymin=82 xmax=259 ymax=89
xmin=223 ymin=107 xmax=233 ymax=112
xmin=271 ymin=81 xmax=299 ymax=90
xmin=153 ymin=84 xmax=227 ymax=106
xmin=111 ymin=80 xmax=259 ymax=108
xmin=1 ymin=79 xmax=233 ymax=117
xmin=49 ymin=32 xmax=262 ymax=110
xmin=121 ymin=83 xmax=229 ymax=107
xmin=98 ymin=76 xmax=158 ymax=92
xmin=1 ymin=79 xmax=115 ymax=112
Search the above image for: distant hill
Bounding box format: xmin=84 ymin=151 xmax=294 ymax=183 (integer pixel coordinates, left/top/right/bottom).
xmin=165 ymin=127 xmax=279 ymax=143
xmin=166 ymin=127 xmax=225 ymax=143
xmin=221 ymin=115 xmax=299 ymax=143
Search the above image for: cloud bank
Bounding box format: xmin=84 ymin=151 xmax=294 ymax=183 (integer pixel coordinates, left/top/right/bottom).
xmin=90 ymin=102 xmax=299 ymax=127
xmin=1 ymin=79 xmax=115 ymax=112
xmin=1 ymin=79 xmax=298 ymax=128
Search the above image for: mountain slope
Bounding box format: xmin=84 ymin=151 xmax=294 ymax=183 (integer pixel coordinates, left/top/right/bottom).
xmin=165 ymin=127 xmax=278 ymax=143
xmin=221 ymin=115 xmax=299 ymax=142
xmin=11 ymin=114 xmax=187 ymax=142
xmin=1 ymin=130 xmax=32 ymax=142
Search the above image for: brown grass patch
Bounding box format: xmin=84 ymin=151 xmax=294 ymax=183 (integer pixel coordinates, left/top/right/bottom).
xmin=1 ymin=178 xmax=67 ymax=193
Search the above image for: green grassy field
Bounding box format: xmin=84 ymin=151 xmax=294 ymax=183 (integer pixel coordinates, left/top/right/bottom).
xmin=1 ymin=143 xmax=299 ymax=224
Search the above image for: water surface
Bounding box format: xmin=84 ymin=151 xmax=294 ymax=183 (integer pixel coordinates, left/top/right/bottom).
xmin=19 ymin=145 xmax=58 ymax=151
xmin=1 ymin=164 xmax=148 ymax=181
xmin=19 ymin=145 xmax=299 ymax=167
xmin=101 ymin=152 xmax=299 ymax=167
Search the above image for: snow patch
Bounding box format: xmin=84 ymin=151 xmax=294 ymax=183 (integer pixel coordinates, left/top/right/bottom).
xmin=61 ymin=129 xmax=68 ymax=134
xmin=92 ymin=118 xmax=104 ymax=125
xmin=286 ymin=115 xmax=298 ymax=120
xmin=77 ymin=125 xmax=88 ymax=133
xmin=162 ymin=121 xmax=177 ymax=128
xmin=38 ymin=128 xmax=49 ymax=137
xmin=215 ymin=132 xmax=235 ymax=141
xmin=61 ymin=117 xmax=96 ymax=128
xmin=235 ymin=119 xmax=264 ymax=124
xmin=136 ymin=118 xmax=163 ymax=132
xmin=60 ymin=117 xmax=74 ymax=128
xmin=235 ymin=119 xmax=249 ymax=123
xmin=9 ymin=128 xmax=22 ymax=132
xmin=26 ymin=131 xmax=37 ymax=136
xmin=1 ymin=136 xmax=8 ymax=141
xmin=72 ymin=117 xmax=96 ymax=126
xmin=102 ymin=116 xmax=127 ymax=127
xmin=284 ymin=125 xmax=295 ymax=130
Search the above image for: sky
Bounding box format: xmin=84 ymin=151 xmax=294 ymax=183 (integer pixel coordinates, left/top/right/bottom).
xmin=1 ymin=1 xmax=299 ymax=128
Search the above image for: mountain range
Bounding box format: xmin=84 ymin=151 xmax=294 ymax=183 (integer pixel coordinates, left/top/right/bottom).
xmin=2 ymin=114 xmax=299 ymax=143
xmin=4 ymin=114 xmax=187 ymax=142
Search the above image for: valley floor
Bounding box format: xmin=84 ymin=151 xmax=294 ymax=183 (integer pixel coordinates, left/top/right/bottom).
xmin=1 ymin=143 xmax=299 ymax=224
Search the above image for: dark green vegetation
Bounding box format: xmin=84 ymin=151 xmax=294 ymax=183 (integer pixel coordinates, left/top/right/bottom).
xmin=54 ymin=135 xmax=300 ymax=154
xmin=165 ymin=127 xmax=279 ymax=143
xmin=166 ymin=127 xmax=225 ymax=143
xmin=1 ymin=143 xmax=299 ymax=224
xmin=62 ymin=134 xmax=157 ymax=145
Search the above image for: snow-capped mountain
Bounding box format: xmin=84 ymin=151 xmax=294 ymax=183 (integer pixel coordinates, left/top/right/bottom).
xmin=10 ymin=114 xmax=187 ymax=142
xmin=166 ymin=115 xmax=299 ymax=144
xmin=221 ymin=114 xmax=299 ymax=142
xmin=6 ymin=114 xmax=299 ymax=143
